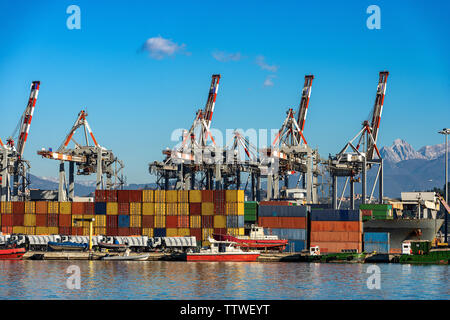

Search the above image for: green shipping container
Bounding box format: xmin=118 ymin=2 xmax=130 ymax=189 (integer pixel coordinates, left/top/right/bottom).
xmin=359 ymin=204 xmax=392 ymax=211
xmin=410 ymin=241 xmax=431 ymax=255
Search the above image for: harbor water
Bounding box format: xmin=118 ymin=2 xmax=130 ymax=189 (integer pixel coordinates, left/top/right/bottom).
xmin=0 ymin=261 xmax=448 ymax=300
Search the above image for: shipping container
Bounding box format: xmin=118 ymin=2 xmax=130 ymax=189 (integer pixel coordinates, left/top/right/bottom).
xmin=48 ymin=227 xmax=59 ymax=234
xmin=214 ymin=215 xmax=227 ymax=228
xmin=129 ymin=202 xmax=142 ymax=215
xmin=142 ymin=215 xmax=154 ymax=228
xmin=310 ymin=221 xmax=362 ymax=232
xmin=189 ymin=203 xmax=201 ymax=215
xmin=106 ymin=202 xmax=118 ymax=215
xmin=59 ymin=226 xmax=72 ymax=235
xmin=258 ymin=217 xmax=307 ymax=229
xmin=142 ymin=228 xmax=154 ymax=237
xmin=35 ymin=201 xmax=48 ymax=214
xmin=190 ymin=228 xmax=202 ymax=242
xmin=94 ymin=227 xmax=106 ymax=235
xmin=13 ymin=226 xmax=25 ymax=234
xmin=106 ymin=215 xmax=118 ymax=228
xmin=154 ymin=228 xmax=166 ymax=237
xmin=95 ymin=202 xmax=107 ymax=215
xmin=166 ymin=216 xmax=178 ymax=228
xmin=94 ymin=215 xmax=107 ymax=227
xmin=177 ymin=215 xmax=189 ymax=228
xmin=226 ymin=215 xmax=239 ymax=228
xmin=118 ymin=203 xmax=129 ymax=215
xmin=166 ymin=190 xmax=178 ymax=203
xmin=35 ymin=227 xmax=48 ymax=235
xmin=166 ymin=228 xmax=178 ymax=237
xmin=85 ymin=202 xmax=95 ymax=215
xmin=12 ymin=214 xmax=24 ymax=226
xmin=214 ymin=228 xmax=227 ymax=235
xmin=142 ymin=203 xmax=155 ymax=215
xmin=59 ymin=202 xmax=71 ymax=215
xmin=106 ymin=227 xmax=118 ymax=236
xmin=227 ymin=228 xmax=245 ymax=236
xmin=364 ymin=242 xmax=390 ymax=254
xmin=166 ymin=203 xmax=178 ymax=215
xmin=310 ymin=209 xmax=360 ymax=221
xmin=24 ymin=214 xmax=36 ymax=227
xmin=129 ymin=227 xmax=141 ymax=235
xmin=71 ymin=202 xmax=86 ymax=215
xmin=118 ymin=227 xmax=130 ymax=236
xmin=214 ymin=201 xmax=226 ymax=215
xmin=117 ymin=190 xmax=130 ymax=203
xmin=202 ymin=228 xmax=214 ymax=240
xmin=285 ymin=240 xmax=306 ymax=253
xmin=47 ymin=213 xmax=58 ymax=227
xmin=177 ymin=228 xmax=190 ymax=237
xmin=1 ymin=226 xmax=13 ymax=234
xmin=1 ymin=214 xmax=13 ymax=227
xmin=95 ymin=190 xmax=107 ymax=202
xmin=190 ymin=216 xmax=201 ymax=229
xmin=24 ymin=227 xmax=36 ymax=235
xmin=189 ymin=190 xmax=202 ymax=203
xmin=36 ymin=214 xmax=47 ymax=227
xmin=118 ymin=215 xmax=130 ymax=228
xmin=154 ymin=215 xmax=166 ymax=228
xmin=225 ymin=190 xmax=244 ymax=202
xmin=310 ymin=241 xmax=362 ymax=253
xmin=82 ymin=215 xmax=95 ymax=228
xmin=258 ymin=205 xmax=307 ymax=217
xmin=129 ymin=190 xmax=142 ymax=203
xmin=364 ymin=232 xmax=390 ymax=243
xmin=155 ymin=203 xmax=166 ymax=215
xmin=154 ymin=190 xmax=166 ymax=203
xmin=177 ymin=203 xmax=189 ymax=215
xmin=259 ymin=201 xmax=295 ymax=206
xmin=201 ymin=190 xmax=214 ymax=202
xmin=202 ymin=216 xmax=214 ymax=228
xmin=310 ymin=231 xmax=361 ymax=242
xmin=265 ymin=228 xmax=306 ymax=240
xmin=24 ymin=202 xmax=35 ymax=214
xmin=12 ymin=202 xmax=25 ymax=214
xmin=142 ymin=190 xmax=154 ymax=203
xmin=177 ymin=190 xmax=189 ymax=203
xmin=106 ymin=190 xmax=118 ymax=202
xmin=71 ymin=214 xmax=83 ymax=227
xmin=58 ymin=215 xmax=71 ymax=227
xmin=201 ymin=202 xmax=214 ymax=215
xmin=1 ymin=202 xmax=12 ymax=214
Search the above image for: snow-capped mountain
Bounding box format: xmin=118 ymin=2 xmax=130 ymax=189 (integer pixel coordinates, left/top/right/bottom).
xmin=418 ymin=143 xmax=446 ymax=160
xmin=379 ymin=139 xmax=427 ymax=163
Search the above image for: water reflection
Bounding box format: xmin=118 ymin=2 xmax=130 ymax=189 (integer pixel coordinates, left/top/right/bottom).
xmin=0 ymin=261 xmax=448 ymax=300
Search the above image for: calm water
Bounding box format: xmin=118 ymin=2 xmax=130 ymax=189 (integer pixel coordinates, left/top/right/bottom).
xmin=0 ymin=261 xmax=448 ymax=300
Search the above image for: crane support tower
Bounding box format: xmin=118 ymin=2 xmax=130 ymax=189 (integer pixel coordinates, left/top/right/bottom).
xmin=0 ymin=81 xmax=40 ymax=201
xmin=37 ymin=110 xmax=124 ymax=201
xmin=327 ymin=71 xmax=389 ymax=209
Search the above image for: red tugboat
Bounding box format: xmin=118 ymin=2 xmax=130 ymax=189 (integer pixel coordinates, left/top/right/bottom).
xmin=0 ymin=247 xmax=26 ymax=260
xmin=213 ymin=225 xmax=288 ymax=252
xmin=186 ymin=238 xmax=260 ymax=262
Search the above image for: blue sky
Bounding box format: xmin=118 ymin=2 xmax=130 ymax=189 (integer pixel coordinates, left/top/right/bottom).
xmin=0 ymin=0 xmax=449 ymax=183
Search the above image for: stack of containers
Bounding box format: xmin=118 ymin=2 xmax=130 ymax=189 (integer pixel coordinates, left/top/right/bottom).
xmin=310 ymin=209 xmax=362 ymax=253
xmin=225 ymin=190 xmax=245 ymax=237
xmin=258 ymin=203 xmax=308 ymax=252
xmin=94 ymin=198 xmax=108 ymax=235
xmin=177 ymin=190 xmax=189 ymax=237
xmin=117 ymin=190 xmax=130 ymax=236
xmin=1 ymin=201 xmax=13 ymax=234
xmin=24 ymin=201 xmax=36 ymax=235
xmin=363 ymin=232 xmax=390 ymax=253
xmin=244 ymin=201 xmax=258 ymax=227
xmin=35 ymin=201 xmax=49 ymax=234
xmin=129 ymin=190 xmax=142 ymax=235
xmin=106 ymin=199 xmax=118 ymax=236
xmin=201 ymin=190 xmax=214 ymax=245
xmin=142 ymin=190 xmax=154 ymax=237
xmin=12 ymin=202 xmax=25 ymax=234
xmin=165 ymin=190 xmax=178 ymax=237
xmin=189 ymin=190 xmax=202 ymax=244
xmin=154 ymin=190 xmax=166 ymax=237
xmin=359 ymin=204 xmax=393 ymax=221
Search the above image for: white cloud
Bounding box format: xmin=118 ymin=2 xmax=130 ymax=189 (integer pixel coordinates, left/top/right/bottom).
xmin=212 ymin=51 xmax=242 ymax=62
xmin=255 ymin=55 xmax=278 ymax=72
xmin=141 ymin=36 xmax=188 ymax=59
xmin=263 ymin=75 xmax=276 ymax=87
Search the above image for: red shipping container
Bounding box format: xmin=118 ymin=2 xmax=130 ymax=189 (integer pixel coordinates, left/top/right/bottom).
xmin=177 ymin=216 xmax=189 ymax=228
xmin=190 ymin=228 xmax=202 ymax=242
xmin=95 ymin=190 xmax=107 ymax=202
xmin=106 ymin=215 xmax=118 ymax=228
xmin=71 ymin=202 xmax=86 ymax=215
xmin=201 ymin=190 xmax=214 ymax=202
xmin=1 ymin=226 xmax=13 ymax=234
xmin=72 ymin=227 xmax=83 ymax=235
xmin=12 ymin=202 xmax=25 ymax=214
xmin=85 ymin=202 xmax=95 ymax=215
xmin=129 ymin=190 xmax=142 ymax=202
xmin=58 ymin=215 xmax=72 ymax=227
xmin=310 ymin=241 xmax=362 ymax=253
xmin=12 ymin=214 xmax=24 ymax=226
xmin=214 ymin=202 xmax=226 ymax=215
xmin=213 ymin=190 xmax=226 ymax=202
xmin=129 ymin=227 xmax=141 ymax=235
xmin=166 ymin=216 xmax=178 ymax=228
xmin=35 ymin=202 xmax=48 ymax=214
xmin=142 ymin=216 xmax=154 ymax=228
xmin=1 ymin=214 xmax=13 ymax=227
xmin=47 ymin=213 xmax=59 ymax=227
xmin=118 ymin=203 xmax=129 ymax=215
xmin=59 ymin=227 xmax=72 ymax=235
xmin=36 ymin=214 xmax=48 ymax=227
xmin=201 ymin=216 xmax=214 ymax=228
xmin=106 ymin=190 xmax=118 ymax=202
xmin=107 ymin=228 xmax=118 ymax=236
xmin=310 ymin=221 xmax=362 ymax=232
xmin=258 ymin=217 xmax=306 ymax=229
xmin=189 ymin=203 xmax=202 ymax=215
xmin=118 ymin=227 xmax=130 ymax=236
xmin=214 ymin=228 xmax=227 ymax=235
xmin=310 ymin=231 xmax=361 ymax=242
xmin=117 ymin=190 xmax=130 ymax=203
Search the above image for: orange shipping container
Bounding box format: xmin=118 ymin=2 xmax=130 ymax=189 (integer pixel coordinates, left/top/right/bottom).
xmin=12 ymin=202 xmax=25 ymax=214
xmin=35 ymin=202 xmax=48 ymax=214
xmin=166 ymin=203 xmax=178 ymax=215
xmin=310 ymin=231 xmax=361 ymax=243
xmin=310 ymin=221 xmax=362 ymax=232
xmin=258 ymin=217 xmax=307 ymax=229
xmin=71 ymin=202 xmax=86 ymax=215
xmin=310 ymin=241 xmax=362 ymax=253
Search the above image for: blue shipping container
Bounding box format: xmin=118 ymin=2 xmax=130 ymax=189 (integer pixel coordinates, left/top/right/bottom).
xmin=364 ymin=232 xmax=390 ymax=243
xmin=226 ymin=216 xmax=238 ymax=228
xmin=259 ymin=205 xmax=307 ymax=217
xmin=364 ymin=242 xmax=390 ymax=253
xmin=265 ymin=228 xmax=306 ymax=240
xmin=118 ymin=215 xmax=130 ymax=228
xmin=238 ymin=216 xmax=245 ymax=228
xmin=154 ymin=228 xmax=166 ymax=237
xmin=94 ymin=202 xmax=107 ymax=215
xmin=310 ymin=209 xmax=360 ymax=221
xmin=284 ymin=240 xmax=306 ymax=253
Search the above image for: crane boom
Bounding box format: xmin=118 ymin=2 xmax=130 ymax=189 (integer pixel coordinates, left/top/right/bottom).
xmin=296 ymin=75 xmax=314 ymax=137
xmin=16 ymin=81 xmax=40 ymax=157
xmin=58 ymin=110 xmax=99 ymax=152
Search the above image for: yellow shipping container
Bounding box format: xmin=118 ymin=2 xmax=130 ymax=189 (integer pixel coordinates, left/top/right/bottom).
xmin=130 ymin=202 xmax=142 ymax=215
xmin=24 ymin=227 xmax=36 ymax=235
xmin=142 ymin=190 xmax=154 ymax=203
xmin=82 ymin=227 xmax=90 ymax=236
xmin=238 ymin=228 xmax=245 ymax=236
xmin=72 ymin=215 xmax=83 ymax=227
xmin=227 ymin=228 xmax=245 ymax=236
xmin=177 ymin=203 xmax=189 ymax=215
xmin=155 ymin=203 xmax=166 ymax=215
xmin=202 ymin=228 xmax=214 ymax=241
xmin=142 ymin=228 xmax=154 ymax=237
xmin=166 ymin=203 xmax=178 ymax=215
xmin=177 ymin=228 xmax=190 ymax=237
xmin=201 ymin=202 xmax=214 ymax=215
xmin=59 ymin=202 xmax=71 ymax=214
xmin=130 ymin=215 xmax=141 ymax=228
xmin=177 ymin=190 xmax=189 ymax=203
xmin=24 ymin=214 xmax=36 ymax=227
xmin=1 ymin=202 xmax=12 ymax=214
xmin=94 ymin=215 xmax=106 ymax=227
xmin=35 ymin=227 xmax=49 ymax=235
xmin=190 ymin=216 xmax=201 ymax=228
xmin=154 ymin=215 xmax=166 ymax=228
xmin=166 ymin=190 xmax=177 ymax=203
xmin=13 ymin=226 xmax=25 ymax=234
xmin=226 ymin=190 xmax=244 ymax=203
xmin=106 ymin=202 xmax=118 ymax=215
xmin=48 ymin=227 xmax=59 ymax=234
xmin=189 ymin=190 xmax=202 ymax=203
xmin=166 ymin=228 xmax=178 ymax=237
xmin=82 ymin=215 xmax=95 ymax=227
xmin=214 ymin=215 xmax=227 ymax=228
xmin=24 ymin=202 xmax=36 ymax=214
xmin=154 ymin=190 xmax=165 ymax=202
xmin=94 ymin=227 xmax=106 ymax=235
xmin=142 ymin=203 xmax=155 ymax=215
xmin=225 ymin=202 xmax=244 ymax=216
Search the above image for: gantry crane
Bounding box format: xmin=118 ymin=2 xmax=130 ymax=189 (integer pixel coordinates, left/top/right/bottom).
xmin=37 ymin=110 xmax=124 ymax=201
xmin=328 ymin=71 xmax=389 ymax=209
xmin=0 ymin=81 xmax=40 ymax=201
xmin=149 ymin=74 xmax=221 ymax=190
xmin=260 ymin=75 xmax=320 ymax=202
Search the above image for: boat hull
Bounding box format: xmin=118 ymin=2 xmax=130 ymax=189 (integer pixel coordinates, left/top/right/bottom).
xmin=101 ymin=254 xmax=149 ymax=261
xmin=48 ymin=242 xmax=87 ymax=251
xmin=186 ymin=252 xmax=260 ymax=262
xmin=213 ymin=234 xmax=288 ymax=250
xmin=0 ymin=248 xmax=26 ymax=260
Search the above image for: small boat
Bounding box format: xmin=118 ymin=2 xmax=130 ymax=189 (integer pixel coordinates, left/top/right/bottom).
xmin=185 ymin=238 xmax=260 ymax=262
xmin=98 ymin=242 xmax=128 ymax=252
xmin=48 ymin=241 xmax=87 ymax=251
xmin=101 ymin=253 xmax=150 ymax=261
xmin=0 ymin=247 xmax=26 ymax=260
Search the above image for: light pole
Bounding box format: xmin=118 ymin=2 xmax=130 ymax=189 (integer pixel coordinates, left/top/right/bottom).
xmin=438 ymin=128 xmax=449 ymax=243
